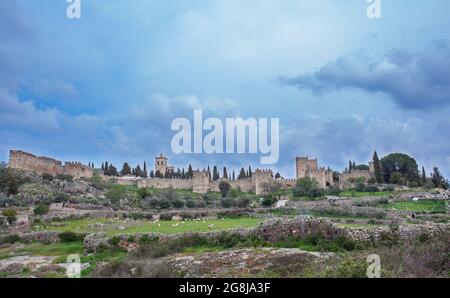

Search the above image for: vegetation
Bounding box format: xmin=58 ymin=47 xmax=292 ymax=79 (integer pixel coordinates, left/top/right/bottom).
xmin=33 ymin=204 xmax=50 ymax=216
xmin=384 ymin=200 xmax=448 ymax=213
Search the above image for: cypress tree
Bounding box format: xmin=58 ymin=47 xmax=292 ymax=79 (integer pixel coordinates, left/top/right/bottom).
xmin=188 ymin=165 xmax=193 ymax=179
xmin=232 ymin=170 xmax=235 ymax=180
xmin=143 ymin=161 xmax=148 ymax=178
xmin=223 ymin=167 xmax=228 ymax=179
xmin=373 ymin=151 xmax=383 ymax=183
xmin=120 ymin=162 xmax=132 ymax=176
xmin=248 ymin=166 xmax=252 ymax=177
xmin=421 ymin=166 xmax=427 ymax=185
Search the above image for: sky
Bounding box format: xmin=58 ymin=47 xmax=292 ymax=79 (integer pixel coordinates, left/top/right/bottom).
xmin=1 ymin=0 xmax=450 ymax=178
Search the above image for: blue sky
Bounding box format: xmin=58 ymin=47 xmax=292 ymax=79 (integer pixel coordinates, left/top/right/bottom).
xmin=1 ymin=0 xmax=450 ymax=178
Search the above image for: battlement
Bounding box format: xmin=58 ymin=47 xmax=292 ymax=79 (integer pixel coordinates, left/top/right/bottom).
xmin=8 ymin=150 xmax=93 ymax=179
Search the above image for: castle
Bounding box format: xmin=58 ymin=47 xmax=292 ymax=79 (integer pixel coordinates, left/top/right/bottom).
xmin=8 ymin=150 xmax=95 ymax=179
xmin=8 ymin=150 xmax=375 ymax=195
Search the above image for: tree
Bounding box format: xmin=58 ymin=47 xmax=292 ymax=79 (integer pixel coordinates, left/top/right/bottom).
xmin=7 ymin=176 xmax=18 ymax=196
xmin=104 ymin=161 xmax=109 ymax=175
xmin=150 ymin=170 xmax=155 ymax=178
xmin=421 ymin=166 xmax=427 ymax=185
xmin=373 ymin=151 xmax=383 ymax=183
xmin=238 ymin=168 xmax=246 ymax=179
xmin=33 ymin=204 xmax=50 ymax=216
xmin=101 ymin=163 xmax=105 ymax=171
xmin=207 ymin=166 xmax=211 ymax=180
xmin=348 ymin=161 xmax=353 ymax=172
xmin=134 ymin=164 xmax=143 ymax=177
xmin=261 ymin=195 xmax=278 ymax=207
xmin=380 ymin=153 xmax=419 ymax=184
xmin=2 ymin=208 xmax=17 ymax=224
xmin=219 ymin=181 xmax=231 ymax=198
xmin=248 ymin=166 xmax=252 ymax=177
xmin=213 ymin=166 xmax=220 ymax=181
xmin=232 ymin=170 xmax=235 ymax=180
xmin=187 ymin=165 xmax=193 ymax=179
xmin=293 ymin=177 xmax=322 ymax=198
xmin=275 ymin=172 xmax=281 ymax=179
xmin=223 ymin=167 xmax=228 ymax=179
xmin=120 ymin=162 xmax=132 ymax=176
xmin=142 ymin=162 xmax=148 ymax=178
xmin=431 ymin=167 xmax=448 ymax=189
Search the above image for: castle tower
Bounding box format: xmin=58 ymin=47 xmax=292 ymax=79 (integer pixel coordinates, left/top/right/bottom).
xmin=253 ymin=169 xmax=274 ymax=195
xmin=155 ymin=153 xmax=168 ymax=176
xmin=296 ymin=157 xmax=319 ymax=179
xmin=193 ymin=170 xmax=209 ymax=194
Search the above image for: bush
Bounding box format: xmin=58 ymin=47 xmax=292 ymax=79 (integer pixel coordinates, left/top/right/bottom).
xmin=220 ymin=198 xmax=235 ymax=208
xmin=33 ymin=204 xmax=50 ymax=216
xmin=293 ymin=177 xmax=324 ymax=198
xmin=1 ymin=234 xmax=21 ymax=244
xmin=2 ymin=208 xmax=17 ymax=224
xmin=56 ymin=174 xmax=73 ymax=182
xmin=172 ymin=198 xmax=185 ymax=209
xmin=219 ymin=181 xmax=231 ymax=198
xmin=261 ymin=195 xmax=278 ymax=207
xmin=42 ymin=173 xmax=54 ymax=181
xmin=236 ymin=197 xmax=251 ymax=208
xmin=159 ymin=213 xmax=173 ymax=221
xmin=185 ymin=200 xmax=196 ymax=208
xmin=326 ymin=186 xmax=341 ymax=196
xmin=53 ymin=192 xmax=70 ymax=203
xmin=59 ymin=231 xmax=82 ymax=243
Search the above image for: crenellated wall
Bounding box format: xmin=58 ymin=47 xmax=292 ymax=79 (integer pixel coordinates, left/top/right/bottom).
xmin=9 ymin=150 xmax=94 ymax=179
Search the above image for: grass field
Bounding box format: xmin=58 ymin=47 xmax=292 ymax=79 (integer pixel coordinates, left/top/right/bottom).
xmin=44 ymin=217 xmax=264 ymax=236
xmin=384 ymin=200 xmax=448 ymax=213
xmin=339 ymin=191 xmax=389 ymax=197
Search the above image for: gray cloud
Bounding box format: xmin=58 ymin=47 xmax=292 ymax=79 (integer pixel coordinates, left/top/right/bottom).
xmin=281 ymin=41 xmax=450 ymax=110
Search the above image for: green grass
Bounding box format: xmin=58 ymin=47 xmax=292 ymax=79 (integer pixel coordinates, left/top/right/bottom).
xmin=339 ymin=191 xmax=389 ymax=197
xmin=44 ymin=217 xmax=263 ymax=236
xmin=384 ymin=200 xmax=448 ymax=213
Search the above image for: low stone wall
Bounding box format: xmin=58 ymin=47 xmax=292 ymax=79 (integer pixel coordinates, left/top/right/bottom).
xmin=82 ymin=217 xmax=450 ymax=253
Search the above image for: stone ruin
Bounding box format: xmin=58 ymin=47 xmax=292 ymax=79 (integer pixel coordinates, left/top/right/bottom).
xmin=8 ymin=150 xmax=94 ymax=179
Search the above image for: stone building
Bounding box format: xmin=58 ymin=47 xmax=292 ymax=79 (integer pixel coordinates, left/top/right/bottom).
xmin=295 ymin=157 xmax=334 ymax=188
xmin=8 ymin=150 xmax=94 ymax=179
xmin=155 ymin=153 xmax=174 ymax=176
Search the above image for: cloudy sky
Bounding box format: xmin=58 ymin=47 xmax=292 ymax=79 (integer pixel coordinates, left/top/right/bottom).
xmin=1 ymin=0 xmax=450 ymax=178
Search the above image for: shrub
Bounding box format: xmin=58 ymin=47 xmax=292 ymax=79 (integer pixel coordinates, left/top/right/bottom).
xmin=293 ymin=177 xmax=324 ymax=198
xmin=56 ymin=174 xmax=73 ymax=182
xmin=261 ymin=195 xmax=278 ymax=207
xmin=2 ymin=208 xmax=17 ymax=224
xmin=42 ymin=173 xmax=54 ymax=181
xmin=219 ymin=181 xmax=231 ymax=198
xmin=59 ymin=231 xmax=82 ymax=243
xmin=326 ymin=186 xmax=341 ymax=196
xmin=53 ymin=192 xmax=70 ymax=203
xmin=236 ymin=197 xmax=251 ymax=208
xmin=172 ymin=198 xmax=185 ymax=209
xmin=1 ymin=234 xmax=21 ymax=244
xmin=185 ymin=200 xmax=196 ymax=208
xmin=220 ymin=198 xmax=235 ymax=208
xmin=33 ymin=204 xmax=50 ymax=216
xmin=159 ymin=213 xmax=173 ymax=221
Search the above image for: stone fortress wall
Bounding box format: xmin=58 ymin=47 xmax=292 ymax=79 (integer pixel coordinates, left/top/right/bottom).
xmin=8 ymin=150 xmax=94 ymax=179
xmin=9 ymin=150 xmax=375 ymax=195
xmin=296 ymin=157 xmax=334 ymax=188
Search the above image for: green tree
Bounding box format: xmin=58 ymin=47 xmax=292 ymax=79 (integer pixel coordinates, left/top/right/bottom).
xmin=213 ymin=166 xmax=220 ymax=181
xmin=431 ymin=167 xmax=449 ymax=189
xmin=2 ymin=208 xmax=17 ymax=224
xmin=380 ymin=153 xmax=419 ymax=184
xmin=142 ymin=162 xmax=148 ymax=178
xmin=421 ymin=166 xmax=427 ymax=185
xmin=219 ymin=181 xmax=231 ymax=198
xmin=238 ymin=168 xmax=246 ymax=179
xmin=248 ymin=166 xmax=252 ymax=177
xmin=293 ymin=177 xmax=321 ymax=198
xmin=373 ymin=151 xmax=383 ymax=183
xmin=187 ymin=165 xmax=193 ymax=179
xmin=223 ymin=167 xmax=228 ymax=179
xmin=134 ymin=164 xmax=143 ymax=177
xmin=120 ymin=162 xmax=132 ymax=176
xmin=33 ymin=204 xmax=50 ymax=216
